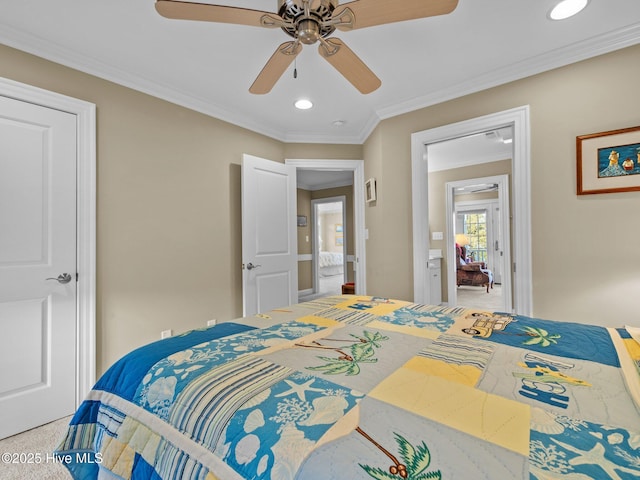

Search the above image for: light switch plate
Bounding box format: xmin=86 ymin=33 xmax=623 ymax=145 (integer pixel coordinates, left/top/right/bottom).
xmin=432 ymin=231 xmax=444 ymax=240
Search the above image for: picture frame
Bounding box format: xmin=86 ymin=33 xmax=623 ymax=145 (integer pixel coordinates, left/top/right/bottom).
xmin=577 ymin=125 xmax=640 ymax=195
xmin=365 ymin=178 xmax=377 ymax=202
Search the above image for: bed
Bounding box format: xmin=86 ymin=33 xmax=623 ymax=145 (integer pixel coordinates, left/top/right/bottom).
xmin=56 ymin=295 xmax=640 ymax=479
xmin=318 ymin=251 xmax=343 ymax=277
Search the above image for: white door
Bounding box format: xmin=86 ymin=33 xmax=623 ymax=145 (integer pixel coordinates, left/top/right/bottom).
xmin=242 ymin=154 xmax=298 ymax=316
xmin=0 ymin=96 xmax=77 ymax=439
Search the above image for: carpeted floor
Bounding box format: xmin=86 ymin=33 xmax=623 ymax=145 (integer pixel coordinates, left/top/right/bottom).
xmin=456 ymin=283 xmax=504 ymax=311
xmin=0 ymin=416 xmax=73 ymax=479
xmin=299 ymin=273 xmax=344 ymax=302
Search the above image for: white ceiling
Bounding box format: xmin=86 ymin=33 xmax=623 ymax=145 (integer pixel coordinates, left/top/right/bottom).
xmin=1 ymin=1 xmax=639 ymax=144
xmin=428 ymin=127 xmax=513 ymax=172
xmin=297 ymin=168 xmax=353 ymax=190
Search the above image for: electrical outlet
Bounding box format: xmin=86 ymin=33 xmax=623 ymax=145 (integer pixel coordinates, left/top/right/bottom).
xmin=161 ymin=329 xmax=172 ymax=339
xmin=207 ymin=319 xmax=217 ymax=327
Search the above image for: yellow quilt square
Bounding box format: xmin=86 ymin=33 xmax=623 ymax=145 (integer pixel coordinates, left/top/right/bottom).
xmin=369 ymin=367 xmax=530 ymax=455
xmin=296 ymin=315 xmax=341 ymax=328
xmin=333 ymin=296 xmax=411 ymax=316
xmin=403 ymin=356 xmax=481 ymax=387
xmin=100 ymin=435 xmax=135 ymax=477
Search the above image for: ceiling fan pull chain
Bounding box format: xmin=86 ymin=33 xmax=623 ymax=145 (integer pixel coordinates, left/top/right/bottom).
xmin=294 ymin=58 xmax=298 ymax=79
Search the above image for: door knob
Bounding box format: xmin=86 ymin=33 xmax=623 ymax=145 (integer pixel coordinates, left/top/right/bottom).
xmin=46 ymin=273 xmax=72 ymax=284
xmin=246 ymin=262 xmax=261 ymax=271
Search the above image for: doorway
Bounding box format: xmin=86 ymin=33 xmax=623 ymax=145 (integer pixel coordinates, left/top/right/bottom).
xmin=286 ymin=159 xmax=367 ymax=297
xmin=411 ymin=106 xmax=532 ymax=315
xmin=312 ymin=196 xmax=347 ymax=298
xmin=446 ymin=174 xmax=511 ymax=312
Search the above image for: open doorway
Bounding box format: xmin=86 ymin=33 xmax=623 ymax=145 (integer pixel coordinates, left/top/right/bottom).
xmin=445 ymin=175 xmax=512 ymax=313
xmin=411 ymin=106 xmax=532 ymax=316
xmin=449 ymin=176 xmax=510 ymax=312
xmin=311 ymin=196 xmax=347 ymax=298
xmin=286 ymin=159 xmax=366 ymax=301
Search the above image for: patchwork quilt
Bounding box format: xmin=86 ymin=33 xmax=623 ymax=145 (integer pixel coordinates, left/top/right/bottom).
xmin=56 ymin=296 xmax=640 ymax=479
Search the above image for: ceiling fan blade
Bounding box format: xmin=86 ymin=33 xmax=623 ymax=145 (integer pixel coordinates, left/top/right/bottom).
xmin=250 ymin=41 xmax=302 ymax=94
xmin=318 ymin=38 xmax=381 ymax=94
xmin=337 ymin=0 xmax=458 ymax=30
xmin=155 ymin=0 xmax=270 ymax=27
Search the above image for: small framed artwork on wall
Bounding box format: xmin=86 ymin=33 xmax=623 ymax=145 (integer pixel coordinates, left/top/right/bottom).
xmin=365 ymin=178 xmax=377 ymax=202
xmin=577 ymin=125 xmax=640 ymax=195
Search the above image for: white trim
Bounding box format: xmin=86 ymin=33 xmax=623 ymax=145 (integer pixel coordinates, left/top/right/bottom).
xmin=286 ymin=159 xmax=367 ymax=295
xmin=0 ymin=77 xmax=96 ymax=405
xmin=3 ymin=21 xmax=637 ymax=144
xmin=411 ymin=106 xmax=532 ymax=315
xmin=376 ymin=24 xmax=640 ymax=123
xmin=445 ymin=175 xmax=512 ymax=312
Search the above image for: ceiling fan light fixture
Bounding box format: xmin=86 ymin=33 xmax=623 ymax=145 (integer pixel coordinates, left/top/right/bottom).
xmin=156 ymin=0 xmax=459 ymax=95
xmin=549 ymin=0 xmax=589 ymax=20
xmin=294 ymin=99 xmax=313 ymax=110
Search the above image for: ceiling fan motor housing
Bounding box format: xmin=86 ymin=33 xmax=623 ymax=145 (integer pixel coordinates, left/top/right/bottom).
xmin=278 ymin=0 xmax=338 ymax=44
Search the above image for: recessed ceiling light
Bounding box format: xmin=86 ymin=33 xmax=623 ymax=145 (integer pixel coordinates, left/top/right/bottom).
xmin=549 ymin=0 xmax=589 ymax=20
xmin=294 ymin=99 xmax=313 ymax=110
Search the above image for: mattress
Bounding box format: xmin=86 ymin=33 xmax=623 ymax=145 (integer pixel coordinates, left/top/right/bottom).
xmin=318 ymin=251 xmax=343 ymax=268
xmin=55 ymin=295 xmax=640 ymax=479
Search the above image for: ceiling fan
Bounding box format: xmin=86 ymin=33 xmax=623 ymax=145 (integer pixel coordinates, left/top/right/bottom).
xmin=155 ymin=0 xmax=458 ymax=94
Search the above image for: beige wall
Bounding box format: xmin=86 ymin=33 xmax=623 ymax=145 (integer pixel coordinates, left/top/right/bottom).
xmin=3 ymin=42 xmax=640 ymax=374
xmin=296 ymin=189 xmax=313 ymax=291
xmin=364 ymin=44 xmax=640 ymax=326
xmin=0 ymin=45 xmax=359 ymax=375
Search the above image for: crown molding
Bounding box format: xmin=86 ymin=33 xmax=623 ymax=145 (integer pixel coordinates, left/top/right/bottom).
xmin=2 ymin=21 xmax=639 ymax=145
xmin=377 ymin=22 xmax=640 ymax=121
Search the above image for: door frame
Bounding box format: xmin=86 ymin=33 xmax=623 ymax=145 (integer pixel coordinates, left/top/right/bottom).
xmin=446 ymin=174 xmax=512 ymax=312
xmin=411 ymin=106 xmax=532 ymax=315
xmin=286 ymin=159 xmax=366 ymax=295
xmin=0 ymin=77 xmax=96 ymax=405
xmin=311 ymin=195 xmax=347 ymax=295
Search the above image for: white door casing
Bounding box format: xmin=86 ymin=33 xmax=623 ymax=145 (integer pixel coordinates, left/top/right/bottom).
xmin=411 ymin=106 xmax=532 ymax=315
xmin=242 ymin=154 xmax=298 ymax=316
xmin=0 ymin=78 xmax=96 ymax=439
